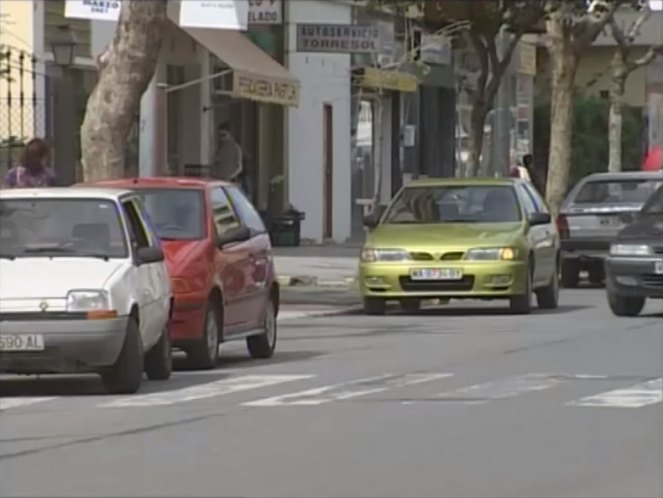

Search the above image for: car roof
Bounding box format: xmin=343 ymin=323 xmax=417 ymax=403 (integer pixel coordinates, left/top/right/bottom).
xmin=580 ymin=171 xmax=663 ymax=182
xmin=0 ymin=186 xmax=133 ymax=200
xmin=405 ymin=176 xmax=521 ymax=187
xmin=86 ymin=176 xmax=230 ymax=189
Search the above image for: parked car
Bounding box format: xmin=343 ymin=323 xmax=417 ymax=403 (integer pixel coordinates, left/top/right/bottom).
xmin=557 ymin=171 xmax=663 ymax=288
xmin=605 ymin=185 xmax=663 ymax=317
xmin=0 ymin=187 xmax=172 ymax=394
xmin=359 ymin=177 xmax=559 ymax=315
xmin=85 ymin=177 xmax=279 ymax=369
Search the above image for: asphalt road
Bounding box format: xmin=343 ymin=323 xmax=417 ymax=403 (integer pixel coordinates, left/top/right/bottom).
xmin=1 ymin=290 xmax=661 ymax=498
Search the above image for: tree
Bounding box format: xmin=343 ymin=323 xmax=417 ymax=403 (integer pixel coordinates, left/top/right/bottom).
xmin=80 ymin=0 xmax=167 ymax=181
xmin=544 ymin=0 xmax=623 ymax=215
xmin=607 ymin=5 xmax=663 ymax=172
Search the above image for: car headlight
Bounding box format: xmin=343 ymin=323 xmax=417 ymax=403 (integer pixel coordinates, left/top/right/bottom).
xmin=465 ymin=247 xmax=517 ymax=261
xmin=361 ymin=248 xmax=411 ymax=263
xmin=610 ymin=244 xmax=652 ymax=257
xmin=66 ymin=290 xmax=110 ymax=312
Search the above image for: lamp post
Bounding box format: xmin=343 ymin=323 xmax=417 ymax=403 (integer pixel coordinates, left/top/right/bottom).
xmin=50 ymin=25 xmax=78 ymax=185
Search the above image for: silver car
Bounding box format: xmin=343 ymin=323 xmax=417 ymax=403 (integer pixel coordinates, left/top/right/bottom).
xmin=558 ymin=171 xmax=663 ymax=288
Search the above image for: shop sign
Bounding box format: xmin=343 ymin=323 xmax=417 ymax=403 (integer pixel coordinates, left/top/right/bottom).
xmin=248 ymin=0 xmax=282 ymax=25
xmin=420 ymin=34 xmax=451 ymax=66
xmin=360 ymin=67 xmax=418 ymax=93
xmin=180 ymin=0 xmax=249 ymax=31
xmin=518 ymin=42 xmax=537 ymax=76
xmin=233 ymin=71 xmax=299 ymax=107
xmin=296 ymin=24 xmax=381 ymax=54
xmin=64 ymin=0 xmax=121 ymax=21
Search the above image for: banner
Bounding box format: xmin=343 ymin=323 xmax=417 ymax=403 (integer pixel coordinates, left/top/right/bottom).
xmin=64 ymin=0 xmax=121 ymax=21
xmin=180 ymin=0 xmax=249 ymax=31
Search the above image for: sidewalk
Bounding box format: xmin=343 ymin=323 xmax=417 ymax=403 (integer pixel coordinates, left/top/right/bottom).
xmin=274 ymin=245 xmax=360 ymax=288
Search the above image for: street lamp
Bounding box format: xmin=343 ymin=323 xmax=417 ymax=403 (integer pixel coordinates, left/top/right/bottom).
xmin=50 ymin=25 xmax=78 ymax=67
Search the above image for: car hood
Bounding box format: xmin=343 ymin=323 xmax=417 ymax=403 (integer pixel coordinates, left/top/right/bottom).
xmin=162 ymin=239 xmax=210 ymax=275
xmin=366 ymin=222 xmax=524 ymax=249
xmin=617 ymin=214 xmax=663 ymax=245
xmin=0 ymin=258 xmax=125 ymax=299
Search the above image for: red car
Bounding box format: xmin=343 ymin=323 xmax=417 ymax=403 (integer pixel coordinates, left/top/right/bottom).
xmin=86 ymin=177 xmax=279 ymax=369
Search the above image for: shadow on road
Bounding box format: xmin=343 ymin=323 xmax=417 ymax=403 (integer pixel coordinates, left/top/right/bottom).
xmin=394 ymin=304 xmax=592 ymax=317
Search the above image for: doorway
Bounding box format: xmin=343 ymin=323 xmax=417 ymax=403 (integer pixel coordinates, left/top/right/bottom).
xmin=323 ymin=104 xmax=334 ymax=239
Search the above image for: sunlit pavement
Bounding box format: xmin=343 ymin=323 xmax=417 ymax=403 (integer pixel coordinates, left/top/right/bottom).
xmin=0 ymin=289 xmax=661 ymax=498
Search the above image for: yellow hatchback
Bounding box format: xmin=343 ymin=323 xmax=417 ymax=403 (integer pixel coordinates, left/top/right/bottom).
xmin=358 ymin=177 xmax=560 ymax=315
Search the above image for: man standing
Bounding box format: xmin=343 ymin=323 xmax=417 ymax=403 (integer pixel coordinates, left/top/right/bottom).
xmin=212 ymin=123 xmax=243 ymax=183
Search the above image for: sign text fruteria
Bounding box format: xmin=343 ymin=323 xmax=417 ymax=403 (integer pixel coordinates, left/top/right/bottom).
xmin=296 ymin=24 xmax=381 ymax=54
xmin=233 ymin=71 xmax=299 ymax=107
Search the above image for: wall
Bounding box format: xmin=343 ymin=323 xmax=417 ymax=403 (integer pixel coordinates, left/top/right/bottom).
xmin=286 ymin=0 xmax=353 ymax=243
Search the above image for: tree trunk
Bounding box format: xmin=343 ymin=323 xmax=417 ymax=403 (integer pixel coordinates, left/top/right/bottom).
xmin=468 ymin=103 xmax=488 ymax=177
xmin=372 ymin=98 xmax=384 ymax=211
xmin=80 ymin=0 xmax=167 ymax=181
xmin=608 ymin=55 xmax=627 ymax=173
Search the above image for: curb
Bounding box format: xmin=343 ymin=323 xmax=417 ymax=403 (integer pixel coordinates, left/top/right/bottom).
xmin=278 ymin=305 xmax=361 ymax=321
xmin=277 ymin=275 xmax=357 ymax=288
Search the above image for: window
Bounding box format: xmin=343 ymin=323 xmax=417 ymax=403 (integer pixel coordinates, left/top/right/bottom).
xmin=135 ymin=188 xmax=206 ymax=240
xmin=122 ymin=200 xmax=150 ymax=249
xmin=131 ymin=196 xmax=162 ymax=248
xmin=642 ymin=185 xmax=663 ymax=215
xmin=522 ymin=183 xmax=549 ymax=214
xmin=517 ymin=184 xmax=538 ymax=215
xmin=210 ymin=187 xmax=240 ymax=236
xmin=573 ymin=179 xmax=663 ymax=204
xmin=226 ymin=186 xmax=266 ymax=234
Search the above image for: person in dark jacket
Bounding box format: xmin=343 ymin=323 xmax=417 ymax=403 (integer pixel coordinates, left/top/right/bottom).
xmin=3 ymin=138 xmax=57 ymax=188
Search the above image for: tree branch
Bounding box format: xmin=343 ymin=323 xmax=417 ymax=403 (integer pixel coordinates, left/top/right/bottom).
xmin=468 ymin=29 xmax=490 ymax=96
xmin=573 ymin=0 xmax=623 ymax=51
xmin=627 ymin=43 xmax=663 ymax=71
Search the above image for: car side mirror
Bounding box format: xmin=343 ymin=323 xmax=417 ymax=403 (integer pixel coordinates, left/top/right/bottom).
xmin=217 ymin=225 xmax=251 ymax=248
xmin=528 ymin=212 xmax=551 ymax=226
xmin=137 ymin=246 xmax=165 ymax=265
xmin=363 ymin=213 xmax=380 ymax=229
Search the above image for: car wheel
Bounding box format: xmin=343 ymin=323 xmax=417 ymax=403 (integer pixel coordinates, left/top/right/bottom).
xmin=536 ymin=260 xmax=560 ymax=310
xmin=400 ymin=299 xmax=421 ymax=314
xmin=363 ymin=297 xmax=386 ymax=315
xmin=561 ymin=259 xmax=580 ymax=288
xmin=144 ymin=325 xmax=172 ymax=381
xmin=588 ymin=262 xmax=605 ymax=286
xmin=247 ymin=298 xmax=277 ymax=359
xmin=100 ymin=317 xmax=144 ymax=394
xmin=187 ymin=302 xmax=220 ymax=370
xmin=607 ymin=292 xmax=646 ymax=317
xmin=510 ymin=263 xmax=532 ymax=315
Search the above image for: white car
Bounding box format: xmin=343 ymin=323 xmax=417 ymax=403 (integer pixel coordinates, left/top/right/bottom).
xmin=0 ymin=187 xmax=173 ymax=394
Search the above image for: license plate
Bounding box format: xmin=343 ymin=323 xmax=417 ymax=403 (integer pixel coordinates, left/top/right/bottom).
xmin=0 ymin=334 xmax=45 ymax=352
xmin=599 ymin=216 xmax=621 ymax=227
xmin=655 ymin=261 xmax=663 ymax=275
xmin=410 ymin=268 xmax=463 ymax=281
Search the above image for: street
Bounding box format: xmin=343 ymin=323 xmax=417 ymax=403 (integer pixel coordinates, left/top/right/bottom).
xmin=0 ymin=289 xmax=661 ymax=498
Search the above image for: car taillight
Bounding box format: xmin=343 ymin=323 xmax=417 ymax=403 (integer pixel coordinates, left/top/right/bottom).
xmin=556 ymin=214 xmax=569 ymax=239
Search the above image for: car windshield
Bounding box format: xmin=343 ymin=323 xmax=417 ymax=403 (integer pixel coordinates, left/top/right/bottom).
xmin=0 ymin=198 xmax=128 ymax=259
xmin=382 ymin=185 xmax=522 ymax=224
xmin=134 ymin=188 xmax=206 ymax=240
xmin=573 ymin=179 xmax=663 ymax=205
xmin=641 ymin=186 xmax=663 ymax=215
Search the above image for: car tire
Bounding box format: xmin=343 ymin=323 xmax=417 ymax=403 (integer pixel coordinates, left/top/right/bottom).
xmin=100 ymin=317 xmax=144 ymax=395
xmin=561 ymin=259 xmax=580 ymax=288
xmin=187 ymin=302 xmax=220 ymax=370
xmin=588 ymin=262 xmax=605 ymax=286
xmin=536 ymin=260 xmax=560 ymax=310
xmin=607 ymin=292 xmax=646 ymax=317
xmin=400 ymin=299 xmax=421 ymax=313
xmin=144 ymin=325 xmax=172 ymax=381
xmin=247 ymin=298 xmax=277 ymax=359
xmin=363 ymin=297 xmax=386 ymax=315
xmin=510 ymin=263 xmax=532 ymax=315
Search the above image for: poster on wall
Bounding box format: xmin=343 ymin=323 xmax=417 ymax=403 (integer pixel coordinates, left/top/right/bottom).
xmin=179 ymin=0 xmax=249 ymax=30
xmin=248 ymin=0 xmax=282 ymax=25
xmin=64 ymin=0 xmax=121 ymax=21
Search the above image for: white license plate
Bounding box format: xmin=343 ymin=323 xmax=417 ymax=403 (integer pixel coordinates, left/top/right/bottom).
xmin=0 ymin=334 xmax=45 ymax=352
xmin=599 ymin=216 xmax=621 ymax=227
xmin=410 ymin=268 xmax=463 ymax=281
xmin=655 ymin=261 xmax=663 ymax=275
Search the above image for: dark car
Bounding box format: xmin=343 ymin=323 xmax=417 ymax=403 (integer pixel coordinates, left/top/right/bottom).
xmin=605 ymin=185 xmax=663 ymax=317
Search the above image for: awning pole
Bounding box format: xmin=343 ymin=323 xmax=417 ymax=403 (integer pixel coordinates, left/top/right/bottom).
xmin=162 ymin=68 xmax=233 ymax=94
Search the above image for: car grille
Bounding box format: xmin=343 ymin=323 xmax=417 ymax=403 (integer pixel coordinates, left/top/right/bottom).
xmin=399 ymin=276 xmax=475 ymax=292
xmin=408 ymin=251 xmax=465 ymax=261
xmin=410 ymin=252 xmax=435 ymax=261
xmin=642 ymin=275 xmax=663 ymax=288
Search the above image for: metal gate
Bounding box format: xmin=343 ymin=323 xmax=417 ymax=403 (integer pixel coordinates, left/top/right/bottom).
xmin=0 ymin=46 xmax=48 ymax=176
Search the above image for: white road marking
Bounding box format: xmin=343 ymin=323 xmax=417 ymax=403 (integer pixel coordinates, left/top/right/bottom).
xmin=0 ymin=397 xmax=56 ymax=412
xmin=567 ymin=378 xmax=663 ymax=408
xmin=244 ymin=373 xmax=452 ymax=407
xmin=427 ymin=373 xmax=566 ymax=405
xmin=100 ymin=374 xmax=314 ymax=408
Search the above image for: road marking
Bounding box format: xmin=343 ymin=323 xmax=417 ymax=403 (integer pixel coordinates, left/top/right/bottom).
xmin=420 ymin=373 xmax=566 ymax=405
xmin=0 ymin=397 xmax=56 ymax=412
xmin=100 ymin=374 xmax=314 ymax=408
xmin=244 ymin=373 xmax=452 ymax=407
xmin=567 ymin=378 xmax=663 ymax=408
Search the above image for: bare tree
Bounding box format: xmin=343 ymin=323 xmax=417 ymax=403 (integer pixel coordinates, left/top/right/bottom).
xmin=80 ymin=0 xmax=167 ymax=181
xmin=608 ymin=7 xmax=663 ymax=172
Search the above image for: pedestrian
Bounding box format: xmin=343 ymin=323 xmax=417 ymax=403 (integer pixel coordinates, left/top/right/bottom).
xmin=212 ymin=123 xmax=243 ymax=183
xmin=2 ymin=138 xmax=57 ymax=188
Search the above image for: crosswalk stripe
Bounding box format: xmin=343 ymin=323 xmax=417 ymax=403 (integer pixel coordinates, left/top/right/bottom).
xmin=567 ymin=378 xmax=663 ymax=408
xmin=0 ymin=397 xmax=56 ymax=412
xmin=244 ymin=373 xmax=452 ymax=407
xmin=99 ymin=374 xmax=315 ymax=408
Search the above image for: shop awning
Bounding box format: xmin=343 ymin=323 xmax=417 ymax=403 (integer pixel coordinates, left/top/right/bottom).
xmin=167 ymin=12 xmax=299 ymax=107
xmin=355 ymin=67 xmax=419 ymax=93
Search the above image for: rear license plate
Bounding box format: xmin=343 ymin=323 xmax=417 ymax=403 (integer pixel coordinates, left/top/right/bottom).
xmin=599 ymin=216 xmax=621 ymax=227
xmin=0 ymin=334 xmax=45 ymax=352
xmin=410 ymin=268 xmax=463 ymax=281
xmin=655 ymin=261 xmax=663 ymax=275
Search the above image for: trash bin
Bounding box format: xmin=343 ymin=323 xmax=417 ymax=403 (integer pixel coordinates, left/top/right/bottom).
xmin=267 ymin=208 xmax=305 ymax=247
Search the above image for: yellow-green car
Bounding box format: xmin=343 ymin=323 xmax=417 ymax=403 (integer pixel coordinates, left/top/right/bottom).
xmin=359 ymin=177 xmax=560 ymax=315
